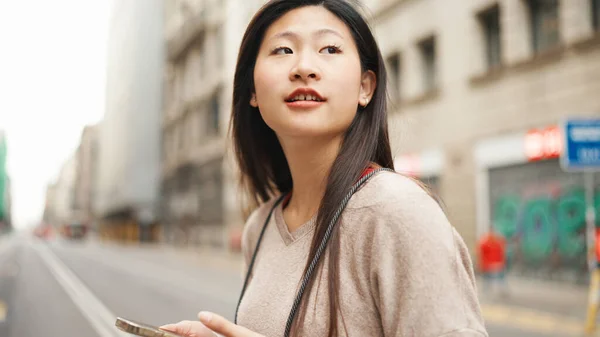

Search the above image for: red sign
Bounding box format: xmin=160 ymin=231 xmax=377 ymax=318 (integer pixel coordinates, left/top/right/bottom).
xmin=524 ymin=126 xmax=562 ymax=161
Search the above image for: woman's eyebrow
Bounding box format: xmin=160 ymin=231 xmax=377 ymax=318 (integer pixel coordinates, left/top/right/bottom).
xmin=269 ymin=28 xmax=345 ymax=42
xmin=313 ymin=28 xmax=344 ymax=40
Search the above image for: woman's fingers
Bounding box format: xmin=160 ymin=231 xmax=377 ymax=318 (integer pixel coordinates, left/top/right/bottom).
xmin=198 ymin=312 xmax=261 ymax=337
xmin=159 ymin=320 xmax=216 ymax=337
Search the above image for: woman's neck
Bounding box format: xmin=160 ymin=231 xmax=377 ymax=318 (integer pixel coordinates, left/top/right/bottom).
xmin=279 ymin=135 xmax=343 ymax=232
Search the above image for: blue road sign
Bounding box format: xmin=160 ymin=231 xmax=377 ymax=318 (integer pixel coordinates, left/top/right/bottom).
xmin=561 ymin=118 xmax=600 ymax=171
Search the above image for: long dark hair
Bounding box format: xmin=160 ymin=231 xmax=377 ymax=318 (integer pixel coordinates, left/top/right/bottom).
xmin=230 ymin=0 xmax=394 ymax=335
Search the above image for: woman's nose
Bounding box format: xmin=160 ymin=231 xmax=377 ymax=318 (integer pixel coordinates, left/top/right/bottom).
xmin=290 ymin=53 xmax=321 ymax=81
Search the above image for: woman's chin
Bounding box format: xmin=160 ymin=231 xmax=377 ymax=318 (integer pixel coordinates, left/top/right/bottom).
xmin=275 ymin=125 xmax=348 ymax=142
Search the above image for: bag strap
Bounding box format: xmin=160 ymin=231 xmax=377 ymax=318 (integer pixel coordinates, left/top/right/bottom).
xmin=234 ymin=193 xmax=285 ymax=324
xmin=234 ymin=168 xmax=393 ymax=337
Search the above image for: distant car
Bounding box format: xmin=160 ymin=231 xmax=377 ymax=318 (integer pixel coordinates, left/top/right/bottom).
xmin=33 ymin=225 xmax=53 ymax=240
xmin=62 ymin=222 xmax=88 ymax=240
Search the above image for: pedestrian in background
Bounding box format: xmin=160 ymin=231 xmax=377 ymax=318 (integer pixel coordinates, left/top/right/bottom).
xmin=161 ymin=0 xmax=487 ymax=336
xmin=477 ymin=228 xmax=508 ymax=297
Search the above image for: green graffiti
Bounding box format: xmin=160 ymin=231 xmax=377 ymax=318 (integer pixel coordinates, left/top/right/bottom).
xmin=493 ymin=195 xmax=520 ymax=238
xmin=493 ymin=186 xmax=600 ymax=265
xmin=556 ymin=189 xmax=586 ymax=258
xmin=492 ymin=195 xmax=520 ymax=262
xmin=521 ymin=198 xmax=555 ymax=261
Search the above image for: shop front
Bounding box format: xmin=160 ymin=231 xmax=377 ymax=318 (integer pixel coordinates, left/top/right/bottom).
xmin=476 ymin=126 xmax=600 ymax=284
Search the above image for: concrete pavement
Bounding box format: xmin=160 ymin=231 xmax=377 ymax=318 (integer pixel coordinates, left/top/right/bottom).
xmin=0 ymin=234 xmax=243 ymax=337
xmin=0 ymin=235 xmax=103 ymax=337
xmin=478 ymin=274 xmax=590 ymax=336
xmin=0 ymin=233 xmax=597 ymax=336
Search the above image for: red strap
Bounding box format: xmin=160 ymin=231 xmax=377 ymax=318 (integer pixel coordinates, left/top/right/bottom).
xmin=360 ymin=166 xmax=376 ymax=179
xmin=282 ymin=192 xmax=292 ymax=208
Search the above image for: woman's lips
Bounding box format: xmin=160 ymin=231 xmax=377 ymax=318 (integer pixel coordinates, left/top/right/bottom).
xmin=285 ymin=100 xmax=325 ymax=110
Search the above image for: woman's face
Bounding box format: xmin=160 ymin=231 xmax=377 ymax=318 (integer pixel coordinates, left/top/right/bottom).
xmin=252 ymin=5 xmax=375 ymax=140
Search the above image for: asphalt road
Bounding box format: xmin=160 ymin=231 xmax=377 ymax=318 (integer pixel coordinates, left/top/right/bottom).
xmin=0 ymin=233 xmax=584 ymax=337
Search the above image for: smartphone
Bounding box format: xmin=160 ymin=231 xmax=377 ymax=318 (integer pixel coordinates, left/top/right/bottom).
xmin=115 ymin=317 xmax=186 ymax=337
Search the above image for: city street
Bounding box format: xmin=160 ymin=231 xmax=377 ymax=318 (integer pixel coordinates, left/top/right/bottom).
xmin=0 ymin=233 xmax=592 ymax=337
xmin=0 ymin=233 xmax=242 ymax=337
xmin=1 ymin=0 xmax=599 ymax=336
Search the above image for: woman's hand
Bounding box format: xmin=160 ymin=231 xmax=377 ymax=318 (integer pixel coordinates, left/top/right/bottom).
xmin=160 ymin=311 xmax=263 ymax=337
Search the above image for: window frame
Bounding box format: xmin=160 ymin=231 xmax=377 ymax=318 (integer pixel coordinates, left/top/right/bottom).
xmin=478 ymin=4 xmax=502 ymax=69
xmin=527 ymin=0 xmax=560 ymax=53
xmin=418 ymin=36 xmax=437 ymax=93
xmin=386 ymin=52 xmax=402 ymax=102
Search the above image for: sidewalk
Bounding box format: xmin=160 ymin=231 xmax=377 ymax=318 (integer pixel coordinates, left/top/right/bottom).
xmin=478 ymin=274 xmax=589 ymax=317
xmin=88 ymin=236 xmax=245 ymax=275
xmin=478 ymin=274 xmax=591 ymax=336
xmin=160 ymin=244 xmax=244 ymax=274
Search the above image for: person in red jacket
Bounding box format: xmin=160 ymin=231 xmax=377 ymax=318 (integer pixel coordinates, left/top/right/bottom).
xmin=478 ymin=229 xmax=508 ymax=296
xmin=595 ymin=228 xmax=600 ymax=267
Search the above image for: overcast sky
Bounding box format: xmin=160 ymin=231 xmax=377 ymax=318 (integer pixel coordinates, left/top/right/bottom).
xmin=0 ymin=0 xmax=112 ymax=229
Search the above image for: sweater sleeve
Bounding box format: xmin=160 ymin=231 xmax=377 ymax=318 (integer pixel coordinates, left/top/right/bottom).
xmin=368 ymin=180 xmax=488 ymax=337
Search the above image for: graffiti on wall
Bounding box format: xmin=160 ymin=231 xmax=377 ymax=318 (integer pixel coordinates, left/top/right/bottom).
xmin=492 ymin=184 xmax=600 ymax=281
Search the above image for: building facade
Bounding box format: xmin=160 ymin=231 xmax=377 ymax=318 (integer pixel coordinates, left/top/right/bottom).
xmin=42 ymin=183 xmax=58 ymax=227
xmin=161 ymin=0 xmax=259 ymax=247
xmin=162 ymin=0 xmax=600 ymax=281
xmin=161 ymin=0 xmax=276 ymax=248
xmin=73 ymin=124 xmax=99 ymax=227
xmin=96 ymin=0 xmax=164 ymax=242
xmin=368 ymin=0 xmax=600 ymax=283
xmin=52 ymin=155 xmax=78 ymax=227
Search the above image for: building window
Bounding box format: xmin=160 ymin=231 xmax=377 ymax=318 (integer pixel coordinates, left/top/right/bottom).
xmin=527 ymin=0 xmax=559 ymax=53
xmin=478 ymin=5 xmax=501 ymax=69
xmin=593 ymin=0 xmax=600 ymax=31
xmin=213 ymin=100 xmax=220 ymax=134
xmin=418 ymin=36 xmax=437 ymax=92
xmin=209 ymin=93 xmax=220 ymax=136
xmin=386 ymin=53 xmax=401 ymax=101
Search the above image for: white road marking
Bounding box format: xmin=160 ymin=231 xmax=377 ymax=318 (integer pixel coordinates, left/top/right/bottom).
xmin=33 ymin=242 xmax=129 ymax=337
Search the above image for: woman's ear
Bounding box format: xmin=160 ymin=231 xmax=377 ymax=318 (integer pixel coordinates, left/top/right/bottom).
xmin=250 ymin=93 xmax=258 ymax=107
xmin=358 ymin=70 xmax=376 ymax=107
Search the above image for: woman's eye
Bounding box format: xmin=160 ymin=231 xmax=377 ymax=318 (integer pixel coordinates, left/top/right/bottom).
xmin=320 ymin=46 xmax=341 ymax=54
xmin=273 ymin=47 xmax=293 ymax=55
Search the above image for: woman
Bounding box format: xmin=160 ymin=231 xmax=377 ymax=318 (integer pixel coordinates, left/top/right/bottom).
xmin=161 ymin=0 xmax=488 ymax=336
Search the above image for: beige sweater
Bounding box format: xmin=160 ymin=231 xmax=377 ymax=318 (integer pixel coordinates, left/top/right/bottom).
xmin=238 ymin=171 xmax=488 ymax=337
